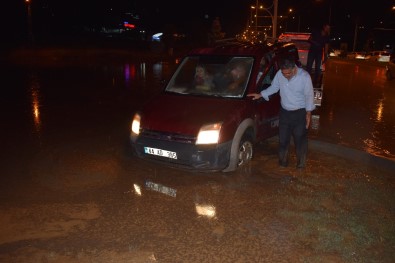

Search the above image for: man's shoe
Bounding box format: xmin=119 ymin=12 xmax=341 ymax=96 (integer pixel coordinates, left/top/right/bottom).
xmin=296 ymin=163 xmax=305 ymax=169
xmin=279 ymin=161 xmax=288 ymax=167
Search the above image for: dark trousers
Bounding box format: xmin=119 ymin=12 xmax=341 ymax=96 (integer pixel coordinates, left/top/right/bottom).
xmin=278 ymin=107 xmax=308 ymax=167
xmin=306 ymin=49 xmax=323 ymax=84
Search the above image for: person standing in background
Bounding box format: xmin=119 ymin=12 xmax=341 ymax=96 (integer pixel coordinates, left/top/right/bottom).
xmin=306 ymin=23 xmax=330 ymax=86
xmin=208 ymin=17 xmax=225 ymax=46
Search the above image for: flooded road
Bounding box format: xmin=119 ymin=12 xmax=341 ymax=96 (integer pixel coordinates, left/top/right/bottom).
xmin=312 ymin=59 xmax=395 ymax=160
xmin=2 ymin=57 xmax=394 ymax=162
xmin=0 ymin=53 xmax=394 ymax=262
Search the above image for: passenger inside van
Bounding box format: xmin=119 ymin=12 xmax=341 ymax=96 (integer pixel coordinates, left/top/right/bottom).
xmin=193 ymin=64 xmax=214 ymax=91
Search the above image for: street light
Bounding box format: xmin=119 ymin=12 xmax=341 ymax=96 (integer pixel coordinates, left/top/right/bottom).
xmin=261 ymin=8 xmax=274 ymax=38
xmin=250 ymin=1 xmax=278 ymax=39
xmin=25 ymin=0 xmax=33 ymax=45
xmin=273 ymin=0 xmax=278 ymax=38
xmin=288 ymin=8 xmax=301 ymax=32
xmin=250 ymin=5 xmax=257 ymax=32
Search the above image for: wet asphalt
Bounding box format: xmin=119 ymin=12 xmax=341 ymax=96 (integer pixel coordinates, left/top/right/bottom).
xmin=0 ymin=49 xmax=394 ymax=262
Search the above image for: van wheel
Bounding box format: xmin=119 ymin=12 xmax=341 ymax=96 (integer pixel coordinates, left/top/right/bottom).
xmin=222 ymin=133 xmax=254 ymax=173
xmin=237 ymin=136 xmax=253 ymax=167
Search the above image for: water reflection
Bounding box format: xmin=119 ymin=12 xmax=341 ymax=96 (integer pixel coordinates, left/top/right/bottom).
xmin=316 ymin=60 xmax=395 ymax=160
xmin=328 ymin=107 xmax=334 ymax=122
xmin=375 ymin=99 xmax=384 ymax=122
xmin=145 ymin=180 xmax=177 ymax=197
xmin=123 ymin=62 xmax=148 ymax=87
xmin=140 ymin=63 xmax=146 ymax=79
xmin=133 ymin=184 xmax=142 ymax=196
xmin=195 ymin=203 xmax=216 ymax=218
xmin=363 ymin=96 xmax=395 ymax=158
xmin=131 ymin=180 xmax=217 ymax=218
xmin=123 ymin=63 xmax=135 ymax=81
xmin=354 ymin=65 xmax=359 ymax=74
xmin=29 ymin=73 xmax=42 ymax=135
xmin=153 ymin=62 xmax=163 ymax=80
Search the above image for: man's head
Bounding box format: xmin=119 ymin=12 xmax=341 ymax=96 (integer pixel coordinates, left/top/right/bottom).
xmin=230 ymin=63 xmax=247 ymax=81
xmin=279 ymin=58 xmax=297 ymax=80
xmin=195 ymin=65 xmax=206 ymax=78
xmin=322 ymin=23 xmax=330 ymax=35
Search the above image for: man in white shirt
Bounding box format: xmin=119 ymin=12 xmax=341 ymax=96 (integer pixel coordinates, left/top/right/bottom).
xmin=248 ymin=58 xmax=315 ymax=168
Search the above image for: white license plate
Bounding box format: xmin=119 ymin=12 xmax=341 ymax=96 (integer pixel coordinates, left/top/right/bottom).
xmin=314 ymin=89 xmax=323 ymax=106
xmin=144 ymin=147 xmax=177 ymax=159
xmin=314 ymin=90 xmax=322 ymax=99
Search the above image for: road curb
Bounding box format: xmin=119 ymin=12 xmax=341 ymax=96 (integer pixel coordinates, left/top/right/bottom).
xmin=309 ymin=139 xmax=395 ymax=172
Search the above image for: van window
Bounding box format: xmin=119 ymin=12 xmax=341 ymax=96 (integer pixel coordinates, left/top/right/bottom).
xmin=257 ymin=63 xmax=276 ymax=92
xmin=165 ymin=56 xmax=254 ymax=98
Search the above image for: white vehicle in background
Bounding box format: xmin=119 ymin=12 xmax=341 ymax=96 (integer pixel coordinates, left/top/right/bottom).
xmin=355 ymin=52 xmax=370 ymax=60
xmin=368 ymin=51 xmax=391 ymax=62
xmin=329 ymin=49 xmax=341 ymax=57
xmin=278 ymin=32 xmax=325 ymax=72
xmin=347 ymin=51 xmax=369 ymax=60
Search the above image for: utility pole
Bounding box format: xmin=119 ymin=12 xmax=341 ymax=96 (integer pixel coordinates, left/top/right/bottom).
xmin=255 ymin=0 xmax=258 ymax=33
xmin=353 ymin=21 xmax=358 ymax=52
xmin=26 ymin=0 xmax=34 ymax=45
xmin=273 ymin=0 xmax=278 ymax=39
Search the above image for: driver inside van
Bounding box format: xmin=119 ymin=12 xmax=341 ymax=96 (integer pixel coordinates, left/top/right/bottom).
xmin=213 ymin=60 xmax=250 ymax=95
xmin=227 ymin=62 xmax=248 ymax=93
xmin=193 ymin=65 xmax=214 ymax=91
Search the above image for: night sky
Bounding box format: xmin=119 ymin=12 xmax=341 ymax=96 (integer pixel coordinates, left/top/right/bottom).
xmin=3 ymin=0 xmax=395 ymax=49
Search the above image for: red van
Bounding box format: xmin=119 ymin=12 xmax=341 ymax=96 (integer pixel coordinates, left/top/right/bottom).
xmin=130 ymin=40 xmax=300 ymax=172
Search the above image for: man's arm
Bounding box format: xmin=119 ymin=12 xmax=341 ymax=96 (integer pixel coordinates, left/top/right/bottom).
xmin=247 ymin=71 xmax=281 ymax=100
xmin=304 ymin=75 xmax=316 ymax=128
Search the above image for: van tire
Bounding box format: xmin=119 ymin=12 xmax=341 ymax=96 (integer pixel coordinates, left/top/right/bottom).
xmin=237 ymin=136 xmax=254 ymax=167
xmin=223 ymin=134 xmax=254 ymax=173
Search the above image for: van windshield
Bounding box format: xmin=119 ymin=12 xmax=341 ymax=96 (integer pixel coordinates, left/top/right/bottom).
xmin=165 ymin=56 xmax=254 ymax=98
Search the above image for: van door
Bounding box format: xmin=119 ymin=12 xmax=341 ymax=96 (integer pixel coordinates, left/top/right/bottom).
xmin=254 ymin=62 xmax=280 ymax=140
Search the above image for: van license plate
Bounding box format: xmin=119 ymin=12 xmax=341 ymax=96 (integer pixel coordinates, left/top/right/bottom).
xmin=144 ymin=147 xmax=177 ymax=159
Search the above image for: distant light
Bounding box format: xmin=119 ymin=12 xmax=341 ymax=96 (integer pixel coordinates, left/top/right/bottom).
xmin=152 ymin=32 xmax=163 ymax=42
xmin=124 ymin=22 xmax=135 ymax=29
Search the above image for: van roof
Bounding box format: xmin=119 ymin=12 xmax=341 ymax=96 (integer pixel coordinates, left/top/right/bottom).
xmin=187 ymin=40 xmax=297 ymax=58
xmin=278 ymin=32 xmax=311 ymax=42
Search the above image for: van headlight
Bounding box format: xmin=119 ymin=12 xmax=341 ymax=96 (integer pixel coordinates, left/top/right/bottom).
xmin=131 ymin=113 xmax=141 ymax=135
xmin=196 ymin=123 xmax=222 ymax=145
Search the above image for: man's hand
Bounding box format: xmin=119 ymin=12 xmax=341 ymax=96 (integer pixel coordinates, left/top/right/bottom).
xmin=247 ymin=93 xmax=262 ymax=100
xmin=306 ymin=111 xmax=312 ymax=129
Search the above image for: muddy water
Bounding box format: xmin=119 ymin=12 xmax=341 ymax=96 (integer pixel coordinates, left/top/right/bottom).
xmin=0 ymin=55 xmax=394 ymax=262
